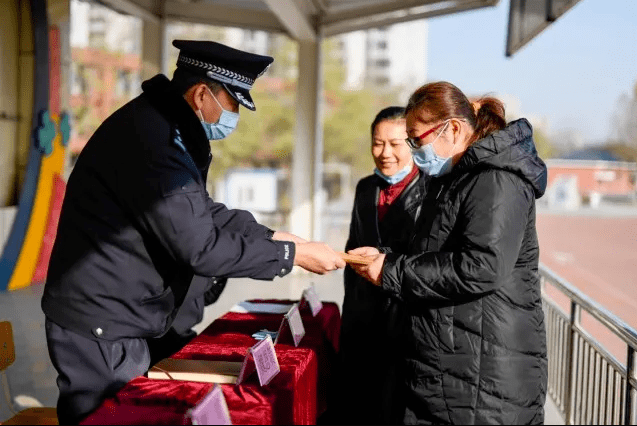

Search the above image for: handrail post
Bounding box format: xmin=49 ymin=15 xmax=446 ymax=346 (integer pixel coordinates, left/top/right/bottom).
xmin=566 ymin=301 xmax=581 ymax=425
xmin=626 ymin=347 xmax=635 ymax=425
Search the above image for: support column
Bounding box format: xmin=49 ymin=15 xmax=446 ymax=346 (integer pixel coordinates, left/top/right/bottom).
xmin=16 ymin=0 xmax=34 ymax=200
xmin=141 ymin=17 xmax=166 ymax=80
xmin=0 ymin=0 xmax=19 ymax=207
xmin=290 ymin=39 xmax=323 ymax=242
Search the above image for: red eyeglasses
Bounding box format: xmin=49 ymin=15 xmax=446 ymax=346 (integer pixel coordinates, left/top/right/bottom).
xmin=405 ymin=120 xmax=450 ymax=149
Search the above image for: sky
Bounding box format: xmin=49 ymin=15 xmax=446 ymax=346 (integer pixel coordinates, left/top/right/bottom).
xmin=423 ymin=0 xmax=637 ymax=147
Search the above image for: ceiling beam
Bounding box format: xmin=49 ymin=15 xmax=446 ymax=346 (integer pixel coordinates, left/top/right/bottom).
xmin=321 ymin=0 xmax=435 ymax=23
xmin=261 ymin=0 xmax=317 ymax=42
xmin=163 ymin=1 xmax=285 ymax=33
xmin=98 ymin=0 xmax=161 ymax=23
xmin=321 ymin=0 xmax=499 ymax=26
xmin=321 ymin=0 xmax=499 ymax=37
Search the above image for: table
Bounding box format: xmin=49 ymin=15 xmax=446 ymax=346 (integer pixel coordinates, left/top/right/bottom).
xmin=81 ymin=301 xmax=341 ymax=425
xmin=208 ymin=300 xmax=341 ymax=416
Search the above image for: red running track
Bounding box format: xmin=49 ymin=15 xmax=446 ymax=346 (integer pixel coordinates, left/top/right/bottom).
xmin=537 ymin=212 xmax=637 ymax=361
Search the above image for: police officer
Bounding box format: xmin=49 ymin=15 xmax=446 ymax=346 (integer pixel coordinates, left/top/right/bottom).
xmin=42 ymin=40 xmax=345 ymax=424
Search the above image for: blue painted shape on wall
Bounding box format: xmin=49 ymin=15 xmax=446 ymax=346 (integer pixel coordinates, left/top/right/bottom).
xmin=60 ymin=112 xmax=70 ymax=147
xmin=36 ymin=110 xmax=55 ymax=156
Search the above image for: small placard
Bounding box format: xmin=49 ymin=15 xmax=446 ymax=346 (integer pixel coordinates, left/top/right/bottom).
xmin=274 ymin=303 xmax=305 ymax=347
xmin=236 ymin=349 xmax=255 ymax=386
xmin=250 ymin=334 xmax=280 ymax=386
xmin=302 ymin=286 xmax=323 ymax=317
xmin=286 ymin=304 xmax=305 ymax=347
xmin=187 ymin=384 xmax=232 ymax=425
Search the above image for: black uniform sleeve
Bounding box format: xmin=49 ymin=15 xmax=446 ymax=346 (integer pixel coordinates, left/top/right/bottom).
xmin=129 ymin=153 xmax=294 ymax=281
xmin=381 ymin=170 xmax=533 ymax=305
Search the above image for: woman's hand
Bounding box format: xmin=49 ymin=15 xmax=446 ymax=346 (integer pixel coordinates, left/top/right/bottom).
xmin=348 ymin=247 xmax=385 ymax=286
xmin=348 ymin=247 xmax=380 ymax=257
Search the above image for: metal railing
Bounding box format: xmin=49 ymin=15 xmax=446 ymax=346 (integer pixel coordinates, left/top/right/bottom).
xmin=541 ymin=264 xmax=637 ymax=425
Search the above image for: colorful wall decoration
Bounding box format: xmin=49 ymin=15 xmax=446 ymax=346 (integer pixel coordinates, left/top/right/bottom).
xmin=0 ymin=0 xmax=69 ymax=291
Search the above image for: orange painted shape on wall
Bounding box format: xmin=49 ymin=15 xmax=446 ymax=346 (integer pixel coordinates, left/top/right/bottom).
xmin=31 ymin=173 xmax=66 ymax=284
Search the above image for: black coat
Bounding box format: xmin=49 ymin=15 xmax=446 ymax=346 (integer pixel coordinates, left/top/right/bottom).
xmin=42 ymin=75 xmax=294 ymax=342
xmin=339 ymin=170 xmax=428 ymax=424
xmin=382 ymin=119 xmax=548 ymax=425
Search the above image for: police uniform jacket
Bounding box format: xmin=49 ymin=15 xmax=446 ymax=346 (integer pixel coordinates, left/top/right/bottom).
xmin=42 ymin=74 xmax=294 ymax=341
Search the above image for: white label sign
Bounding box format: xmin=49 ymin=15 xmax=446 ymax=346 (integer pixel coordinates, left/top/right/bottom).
xmin=303 ymin=286 xmax=323 ymax=317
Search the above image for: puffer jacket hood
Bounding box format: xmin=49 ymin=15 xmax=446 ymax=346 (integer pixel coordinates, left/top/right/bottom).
xmin=455 ymin=118 xmax=547 ymax=199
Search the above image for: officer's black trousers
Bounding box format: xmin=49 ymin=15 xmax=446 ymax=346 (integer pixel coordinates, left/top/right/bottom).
xmin=45 ymin=319 xmax=151 ymax=424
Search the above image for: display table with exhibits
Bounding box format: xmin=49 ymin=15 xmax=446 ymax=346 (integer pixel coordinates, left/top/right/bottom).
xmin=81 ymin=299 xmax=341 ymax=425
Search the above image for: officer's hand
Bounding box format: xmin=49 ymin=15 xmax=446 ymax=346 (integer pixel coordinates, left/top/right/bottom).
xmin=272 ymin=231 xmax=308 ymax=245
xmin=294 ymin=242 xmax=346 ymax=275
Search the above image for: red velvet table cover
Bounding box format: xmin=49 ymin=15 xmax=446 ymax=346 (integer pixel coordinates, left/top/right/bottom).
xmin=81 ymin=301 xmax=341 ymax=425
xmin=208 ymin=300 xmax=341 ymax=416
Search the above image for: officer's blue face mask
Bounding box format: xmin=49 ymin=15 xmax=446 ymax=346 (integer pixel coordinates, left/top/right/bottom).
xmin=197 ymin=86 xmax=239 ymax=140
xmin=374 ymin=162 xmax=413 ymax=185
xmin=411 ymin=120 xmax=454 ymax=177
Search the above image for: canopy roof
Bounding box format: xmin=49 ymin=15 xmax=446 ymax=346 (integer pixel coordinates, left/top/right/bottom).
xmin=98 ymin=0 xmax=501 ymax=40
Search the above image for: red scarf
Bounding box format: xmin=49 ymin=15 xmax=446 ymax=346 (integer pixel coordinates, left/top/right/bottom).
xmin=377 ymin=164 xmax=419 ymax=223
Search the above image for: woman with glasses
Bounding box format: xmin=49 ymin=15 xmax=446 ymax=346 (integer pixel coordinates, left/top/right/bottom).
xmin=349 ymin=82 xmax=548 ymax=425
xmin=338 ymin=106 xmax=429 ymax=424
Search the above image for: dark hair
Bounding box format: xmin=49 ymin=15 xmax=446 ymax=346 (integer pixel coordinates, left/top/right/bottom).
xmin=405 ymin=81 xmax=506 ymax=143
xmin=172 ymin=67 xmax=224 ymax=95
xmin=371 ymin=106 xmax=406 ymax=137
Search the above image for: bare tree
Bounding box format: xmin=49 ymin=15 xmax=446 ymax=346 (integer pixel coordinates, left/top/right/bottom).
xmin=612 ymin=80 xmax=637 ymax=149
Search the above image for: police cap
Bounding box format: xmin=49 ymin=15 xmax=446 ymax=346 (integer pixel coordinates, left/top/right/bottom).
xmin=173 ymin=39 xmax=274 ymax=111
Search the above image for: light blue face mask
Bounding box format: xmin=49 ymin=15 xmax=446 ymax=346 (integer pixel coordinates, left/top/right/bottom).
xmin=198 ymin=87 xmax=240 ymax=140
xmin=411 ymin=121 xmax=454 ymax=177
xmin=374 ymin=162 xmax=413 ymax=185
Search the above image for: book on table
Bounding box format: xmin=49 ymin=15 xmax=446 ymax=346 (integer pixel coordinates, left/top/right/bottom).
xmin=147 ymin=358 xmax=243 ymax=384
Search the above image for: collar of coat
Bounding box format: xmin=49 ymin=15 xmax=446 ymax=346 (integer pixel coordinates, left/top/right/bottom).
xmin=141 ymin=74 xmax=211 ymax=171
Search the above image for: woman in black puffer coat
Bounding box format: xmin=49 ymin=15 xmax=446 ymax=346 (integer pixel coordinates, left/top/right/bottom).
xmin=339 ymin=107 xmax=428 ymax=424
xmin=350 ymin=82 xmax=548 ymax=425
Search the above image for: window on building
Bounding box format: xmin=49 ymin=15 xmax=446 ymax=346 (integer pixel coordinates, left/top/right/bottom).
xmin=238 ymin=186 xmax=255 ymax=206
xmin=116 ymin=70 xmax=130 ymax=98
xmin=375 ymin=76 xmax=390 ymax=86
xmin=71 ymin=63 xmax=87 ymax=96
